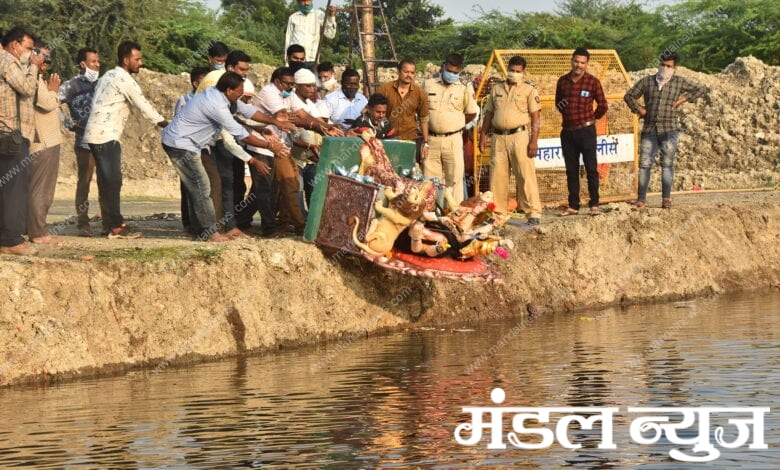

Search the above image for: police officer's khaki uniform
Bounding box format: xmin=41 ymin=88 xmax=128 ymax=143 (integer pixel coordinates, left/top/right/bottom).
xmin=483 ymin=80 xmax=542 ymax=217
xmin=422 ymin=78 xmax=478 ymax=206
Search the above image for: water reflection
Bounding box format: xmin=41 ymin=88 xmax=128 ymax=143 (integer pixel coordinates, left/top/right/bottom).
xmin=1 ymin=292 xmax=778 ymax=468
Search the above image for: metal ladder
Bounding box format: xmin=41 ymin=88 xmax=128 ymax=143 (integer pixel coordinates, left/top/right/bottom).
xmin=349 ymin=0 xmax=398 ymax=97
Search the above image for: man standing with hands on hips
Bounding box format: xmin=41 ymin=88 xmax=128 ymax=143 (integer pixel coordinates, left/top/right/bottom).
xmin=556 ymin=47 xmax=608 ymax=217
xmin=624 ymin=51 xmax=706 ymax=209
xmin=479 ymin=55 xmax=542 ymax=225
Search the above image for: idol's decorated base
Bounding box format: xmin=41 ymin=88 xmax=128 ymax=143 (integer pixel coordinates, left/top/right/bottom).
xmin=307 ymin=132 xmax=514 ymax=283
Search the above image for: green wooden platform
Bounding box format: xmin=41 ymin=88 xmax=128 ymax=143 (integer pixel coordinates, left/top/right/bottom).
xmin=304 ymin=137 xmax=416 ymax=241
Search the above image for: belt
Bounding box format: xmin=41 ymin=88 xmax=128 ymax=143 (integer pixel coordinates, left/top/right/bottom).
xmin=563 ymin=120 xmax=595 ymax=131
xmin=429 ymin=128 xmax=463 ymax=137
xmin=492 ymin=125 xmax=526 ymax=135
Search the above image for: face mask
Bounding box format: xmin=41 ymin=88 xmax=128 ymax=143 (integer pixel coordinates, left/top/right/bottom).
xmin=300 ymin=5 xmax=313 ymax=14
xmin=320 ymin=77 xmax=337 ymax=89
xmin=658 ymin=66 xmax=674 ymax=80
xmin=441 ymin=68 xmax=460 ymax=84
xmin=506 ymin=71 xmax=523 ymax=84
xmin=281 ymin=90 xmax=293 ymax=98
xmin=84 ymin=67 xmax=100 ymax=83
xmin=343 ymin=88 xmax=358 ymax=99
xmin=213 ymin=63 xmax=225 ymax=70
xmin=19 ymin=51 xmax=31 ymax=66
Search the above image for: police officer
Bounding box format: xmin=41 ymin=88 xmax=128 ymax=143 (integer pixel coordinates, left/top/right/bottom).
xmin=422 ymin=53 xmax=478 ymax=207
xmin=479 ymin=55 xmax=542 ymax=225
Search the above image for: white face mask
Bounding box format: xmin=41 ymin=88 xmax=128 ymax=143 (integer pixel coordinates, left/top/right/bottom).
xmin=213 ymin=63 xmax=225 ymax=70
xmin=19 ymin=51 xmax=31 ymax=66
xmin=506 ymin=71 xmax=524 ymax=84
xmin=320 ymin=77 xmax=337 ymax=89
xmin=84 ymin=67 xmax=100 ymax=82
xmin=657 ymin=66 xmax=674 ymax=80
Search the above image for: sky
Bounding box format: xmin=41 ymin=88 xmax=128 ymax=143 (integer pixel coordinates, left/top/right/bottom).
xmin=202 ymin=0 xmax=678 ymax=23
xmin=201 ymin=0 xmax=559 ymax=23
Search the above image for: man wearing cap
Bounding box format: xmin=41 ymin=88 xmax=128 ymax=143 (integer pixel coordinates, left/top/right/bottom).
xmin=422 ymin=53 xmax=478 ymax=207
xmin=478 ymin=55 xmax=542 ymax=225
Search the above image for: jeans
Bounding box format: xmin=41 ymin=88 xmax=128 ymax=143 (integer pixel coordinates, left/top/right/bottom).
xmin=163 ymin=145 xmax=217 ymax=241
xmin=237 ymin=153 xmax=277 ymax=235
xmin=560 ymin=124 xmax=599 ymax=209
xmin=89 ymin=140 xmax=123 ymax=232
xmin=73 ymin=145 xmax=95 ymax=229
xmin=298 ymin=162 xmax=317 ymax=217
xmin=638 ymin=130 xmax=679 ymax=201
xmin=213 ymin=140 xmax=238 ymax=231
xmin=0 ymin=138 xmax=30 ymax=247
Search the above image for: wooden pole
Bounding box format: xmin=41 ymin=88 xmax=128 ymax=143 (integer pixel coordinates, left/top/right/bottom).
xmin=359 ymin=0 xmax=375 ymax=96
xmin=314 ymin=0 xmax=333 ymax=67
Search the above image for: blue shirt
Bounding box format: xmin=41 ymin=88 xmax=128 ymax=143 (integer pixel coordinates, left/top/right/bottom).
xmin=162 ymin=86 xmax=256 ymax=154
xmin=324 ymin=89 xmax=367 ymax=129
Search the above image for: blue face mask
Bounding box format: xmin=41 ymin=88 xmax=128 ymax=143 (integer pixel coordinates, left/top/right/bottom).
xmin=281 ymin=90 xmax=293 ymax=98
xmin=300 ymin=5 xmax=313 ymax=14
xmin=213 ymin=63 xmax=225 ymax=70
xmin=441 ymin=68 xmax=460 ymax=84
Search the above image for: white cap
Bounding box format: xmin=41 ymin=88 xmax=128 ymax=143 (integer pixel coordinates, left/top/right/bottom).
xmin=294 ymin=68 xmax=316 ymax=85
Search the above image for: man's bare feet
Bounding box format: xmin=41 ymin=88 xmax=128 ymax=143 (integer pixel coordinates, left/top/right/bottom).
xmin=226 ymin=227 xmax=249 ymax=239
xmin=0 ymin=243 xmax=37 ymax=256
xmin=31 ymin=235 xmax=60 ymax=244
xmin=207 ymin=233 xmax=232 ymax=243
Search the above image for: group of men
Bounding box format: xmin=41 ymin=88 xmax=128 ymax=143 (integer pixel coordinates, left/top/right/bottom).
xmin=0 ymin=1 xmax=707 ymax=255
xmin=478 ymin=47 xmax=705 ymax=225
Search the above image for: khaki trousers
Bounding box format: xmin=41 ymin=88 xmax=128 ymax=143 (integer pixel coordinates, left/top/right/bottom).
xmin=28 ymin=145 xmax=61 ymax=239
xmin=489 ymin=132 xmax=541 ymax=218
xmin=423 ymin=133 xmax=465 ymax=206
xmin=275 ymin=154 xmax=305 ymax=232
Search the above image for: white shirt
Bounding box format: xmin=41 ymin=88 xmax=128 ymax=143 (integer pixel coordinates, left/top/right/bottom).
xmin=83 ymin=67 xmax=164 ymax=144
xmin=285 ymin=9 xmax=337 ymax=63
xmin=324 ymin=89 xmax=368 ymax=130
xmin=253 ymin=82 xmax=287 ymax=117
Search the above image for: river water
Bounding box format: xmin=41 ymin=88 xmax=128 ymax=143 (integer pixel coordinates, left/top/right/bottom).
xmin=1 ymin=291 xmax=778 ymax=469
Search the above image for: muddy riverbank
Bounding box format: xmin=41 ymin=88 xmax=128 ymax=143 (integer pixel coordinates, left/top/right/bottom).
xmin=1 ymin=191 xmax=779 ymax=387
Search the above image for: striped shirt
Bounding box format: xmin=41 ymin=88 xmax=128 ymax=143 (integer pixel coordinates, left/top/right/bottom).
xmin=0 ymin=50 xmax=38 ymax=141
xmin=624 ymin=74 xmax=707 ymax=134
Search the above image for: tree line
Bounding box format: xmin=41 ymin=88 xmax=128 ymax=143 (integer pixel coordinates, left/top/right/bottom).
xmin=1 ymin=0 xmax=777 ymax=79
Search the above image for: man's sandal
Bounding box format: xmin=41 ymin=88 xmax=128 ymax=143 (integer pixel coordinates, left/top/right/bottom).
xmin=559 ymin=207 xmax=579 ymax=217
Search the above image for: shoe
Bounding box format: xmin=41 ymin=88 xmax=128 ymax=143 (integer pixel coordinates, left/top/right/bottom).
xmin=559 ymin=207 xmax=579 ymax=217
xmin=588 ymin=206 xmax=601 ymax=216
xmin=106 ymin=224 xmax=142 ymax=239
xmin=77 ymin=226 xmax=93 ymax=237
xmin=662 ymin=198 xmax=672 ymax=209
xmin=527 ymin=217 xmax=541 ymax=226
xmin=0 ymin=243 xmax=36 ymax=256
xmin=632 ymin=200 xmax=647 ymax=209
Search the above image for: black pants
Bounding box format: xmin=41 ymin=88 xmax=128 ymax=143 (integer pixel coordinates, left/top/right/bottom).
xmin=89 ymin=140 xmax=124 ymax=232
xmin=560 ymin=125 xmax=599 ymax=209
xmin=236 ymin=153 xmax=277 ymax=235
xmin=0 ymin=139 xmax=30 ymax=247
